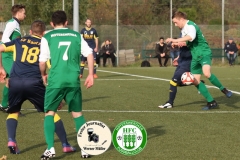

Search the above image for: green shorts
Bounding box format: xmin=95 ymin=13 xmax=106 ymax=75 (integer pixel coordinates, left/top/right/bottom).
xmin=191 ymin=55 xmax=212 ymax=74
xmin=2 ymin=53 xmax=14 ymax=77
xmin=44 ymin=87 xmax=82 ymax=112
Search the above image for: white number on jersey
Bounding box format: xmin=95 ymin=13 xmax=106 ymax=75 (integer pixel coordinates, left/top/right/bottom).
xmin=58 ymin=41 xmax=71 ymax=61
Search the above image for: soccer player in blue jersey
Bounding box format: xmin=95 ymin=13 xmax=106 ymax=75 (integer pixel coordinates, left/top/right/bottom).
xmin=0 ymin=5 xmax=26 ymax=111
xmin=0 ymin=20 xmax=75 ymax=154
xmin=158 ymin=42 xmax=193 ymax=108
xmin=80 ymin=18 xmax=98 ymax=78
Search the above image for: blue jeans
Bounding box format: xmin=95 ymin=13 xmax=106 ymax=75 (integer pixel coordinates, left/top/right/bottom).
xmin=170 ymin=51 xmax=180 ymax=61
xmin=226 ymin=52 xmax=237 ymax=65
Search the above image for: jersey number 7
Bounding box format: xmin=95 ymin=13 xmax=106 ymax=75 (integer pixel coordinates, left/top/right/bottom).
xmin=58 ymin=41 xmax=71 ymax=61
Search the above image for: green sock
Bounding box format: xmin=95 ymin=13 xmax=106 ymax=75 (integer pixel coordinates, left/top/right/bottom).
xmin=196 ymin=82 xmax=214 ymax=102
xmin=2 ymin=86 xmax=9 ymax=107
xmin=74 ymin=115 xmax=86 ymax=133
xmin=44 ymin=115 xmax=55 ymax=149
xmin=208 ymin=74 xmax=224 ymax=90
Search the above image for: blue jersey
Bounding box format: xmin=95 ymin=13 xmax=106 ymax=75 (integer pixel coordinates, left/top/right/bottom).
xmin=178 ymin=46 xmax=192 ymax=64
xmin=2 ymin=35 xmax=41 ymax=79
xmin=80 ymin=27 xmax=98 ymax=48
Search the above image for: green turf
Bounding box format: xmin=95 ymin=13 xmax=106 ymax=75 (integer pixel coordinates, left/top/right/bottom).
xmin=0 ymin=66 xmax=240 ymax=160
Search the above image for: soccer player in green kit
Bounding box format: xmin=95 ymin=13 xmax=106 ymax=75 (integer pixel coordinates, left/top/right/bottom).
xmin=39 ymin=11 xmax=94 ymax=159
xmin=0 ymin=4 xmax=26 ymax=111
xmin=166 ymin=11 xmax=232 ymax=110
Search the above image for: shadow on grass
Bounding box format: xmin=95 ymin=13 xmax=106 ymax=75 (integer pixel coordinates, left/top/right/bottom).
xmin=147 ymin=125 xmax=165 ymax=140
xmin=176 ymin=94 xmax=240 ymax=109
xmin=20 ymin=131 xmax=77 ymax=154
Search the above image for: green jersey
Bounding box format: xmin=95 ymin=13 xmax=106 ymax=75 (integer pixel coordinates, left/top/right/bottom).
xmin=39 ymin=28 xmax=92 ymax=88
xmin=2 ymin=18 xmax=21 ymax=57
xmin=182 ymin=20 xmax=211 ymax=60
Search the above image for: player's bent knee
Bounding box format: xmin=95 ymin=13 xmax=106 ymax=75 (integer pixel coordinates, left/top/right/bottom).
xmin=203 ymin=72 xmax=211 ymax=78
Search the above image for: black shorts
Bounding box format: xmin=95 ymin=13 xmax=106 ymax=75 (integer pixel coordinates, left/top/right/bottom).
xmin=7 ymin=78 xmax=45 ymax=113
xmin=172 ymin=61 xmax=191 ymax=84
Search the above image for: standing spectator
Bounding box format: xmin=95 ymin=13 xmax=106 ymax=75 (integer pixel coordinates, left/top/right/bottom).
xmin=224 ymin=37 xmax=238 ymax=66
xmin=101 ymin=40 xmax=116 ymax=67
xmin=170 ymin=37 xmax=180 ymax=63
xmin=155 ymin=37 xmax=169 ymax=67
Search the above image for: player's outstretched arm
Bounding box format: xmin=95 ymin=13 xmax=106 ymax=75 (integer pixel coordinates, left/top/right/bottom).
xmin=85 ymin=54 xmax=94 ymax=89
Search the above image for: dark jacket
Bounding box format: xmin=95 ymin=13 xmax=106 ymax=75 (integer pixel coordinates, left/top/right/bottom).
xmin=101 ymin=43 xmax=115 ymax=54
xmin=155 ymin=43 xmax=169 ymax=55
xmin=224 ymin=41 xmax=238 ymax=53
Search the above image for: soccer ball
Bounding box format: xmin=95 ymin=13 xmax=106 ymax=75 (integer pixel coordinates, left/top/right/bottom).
xmin=181 ymin=72 xmax=195 ymax=85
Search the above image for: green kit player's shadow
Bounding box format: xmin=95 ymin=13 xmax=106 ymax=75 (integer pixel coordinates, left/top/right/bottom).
xmin=177 ymin=95 xmax=240 ymax=109
xmin=147 ymin=125 xmax=166 ymax=140
xmin=20 ymin=131 xmax=78 ymax=154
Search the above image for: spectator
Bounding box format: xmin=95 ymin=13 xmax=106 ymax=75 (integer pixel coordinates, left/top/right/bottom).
xmin=101 ymin=39 xmax=116 ymax=67
xmin=169 ymin=37 xmax=180 ymax=62
xmin=155 ymin=37 xmax=170 ymax=67
xmin=224 ymin=37 xmax=238 ymax=66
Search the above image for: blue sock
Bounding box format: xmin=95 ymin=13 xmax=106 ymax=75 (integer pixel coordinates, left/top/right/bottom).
xmin=6 ymin=116 xmax=18 ymax=142
xmin=55 ymin=120 xmax=69 ymax=146
xmin=169 ymin=84 xmax=177 ymax=104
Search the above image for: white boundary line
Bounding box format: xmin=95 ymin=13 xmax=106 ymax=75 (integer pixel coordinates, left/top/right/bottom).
xmin=97 ymin=69 xmax=240 ymax=95
xmin=22 ymin=69 xmax=237 ymax=114
xmin=22 ymin=108 xmax=240 ymax=114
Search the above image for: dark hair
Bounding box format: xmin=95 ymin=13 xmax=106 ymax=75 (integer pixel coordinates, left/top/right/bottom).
xmin=11 ymin=4 xmax=25 ymax=16
xmin=31 ymin=20 xmax=46 ymax=35
xmin=51 ymin=10 xmax=67 ymax=26
xmin=0 ymin=31 xmax=3 ymax=35
xmin=172 ymin=11 xmax=187 ymax=19
xmin=159 ymin=37 xmax=164 ymax=40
